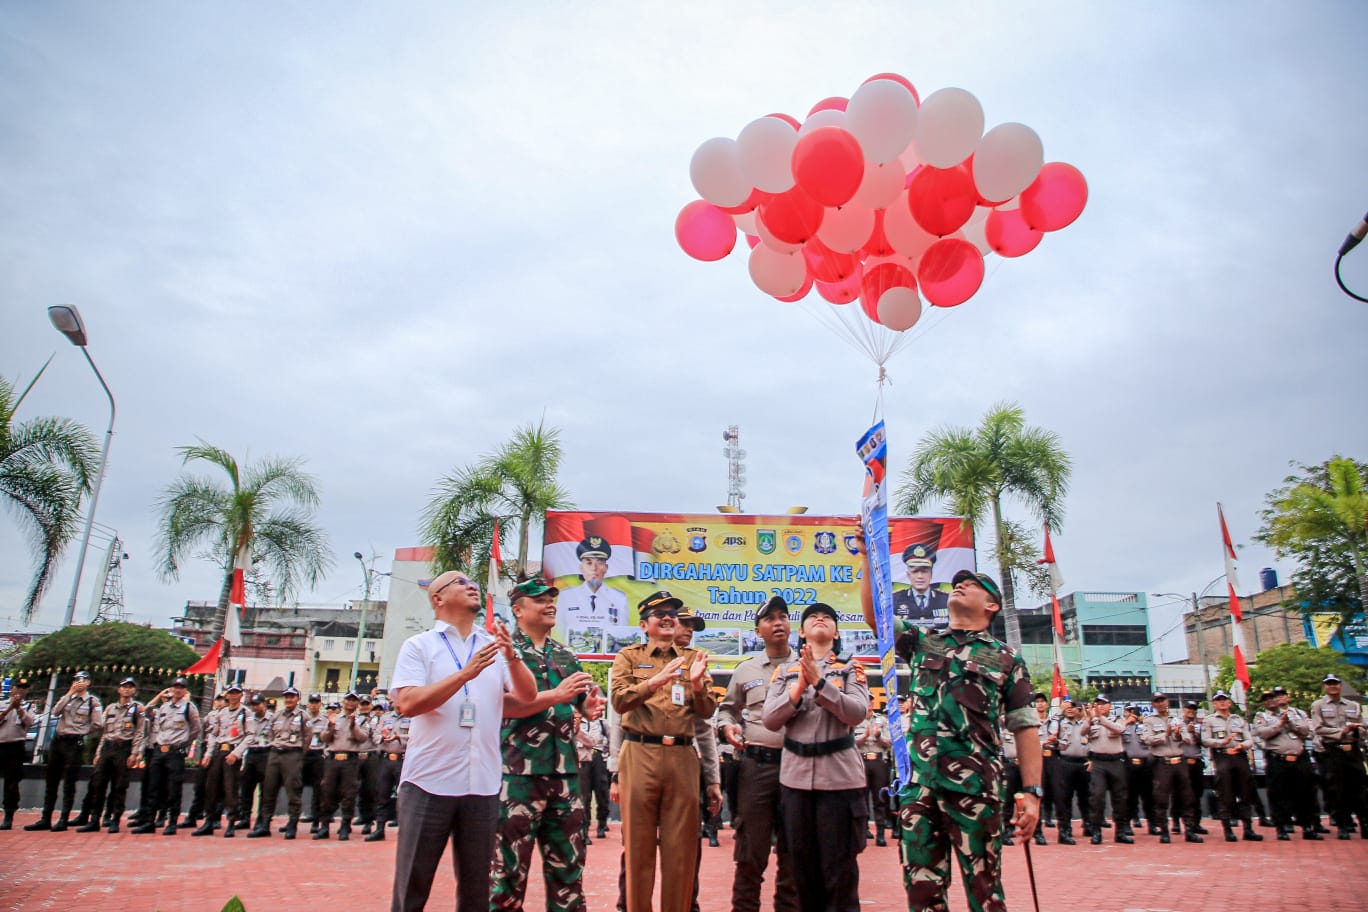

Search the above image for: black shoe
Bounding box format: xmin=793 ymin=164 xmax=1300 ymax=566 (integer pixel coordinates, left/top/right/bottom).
xmin=1185 ymin=831 xmax=1203 ymax=843
xmin=1224 ymin=825 xmax=1238 ymax=843
xmin=1192 ymin=823 xmax=1208 ymax=834
xmin=300 ymin=815 xmax=315 ymax=823
xmin=71 ymin=814 xmax=90 ymax=828
xmin=0 ymin=814 xmax=12 ymax=831
xmin=310 ymin=821 xmax=319 ymax=833
xmin=352 ymin=816 xmax=365 ymax=826
xmin=338 ymin=822 xmax=351 ymax=841
xmin=708 ymin=834 xmax=719 ymax=847
xmin=283 ymin=819 xmax=298 ymax=841
xmin=875 ymin=832 xmax=887 ymax=847
xmin=1339 ymin=829 xmax=1354 ymax=840
xmin=76 ymin=821 xmax=102 ymax=833
xmin=162 ymin=823 xmax=177 ymax=836
xmin=1277 ymin=829 xmax=1290 ymax=841
xmin=1100 ymin=820 xmax=1112 ymax=828
xmin=1033 ymin=830 xmax=1047 ymax=846
xmin=25 ymin=817 xmax=52 ymax=832
xmin=388 ymin=820 xmax=397 ymax=828
xmin=130 ymin=823 xmax=156 ymax=834
xmin=224 ymin=820 xmax=237 ymax=838
xmin=1242 ymin=824 xmax=1263 ymax=842
xmin=365 ymin=827 xmax=385 ymax=842
xmin=1316 ymin=823 xmax=1331 ymax=834
xmin=1148 ymin=825 xmax=1164 ymax=836
xmin=362 ymin=822 xmax=373 ymax=835
xmin=179 ymin=815 xmax=196 ymax=828
xmin=1002 ymin=832 xmax=1014 ymax=846
xmin=1043 ymin=818 xmax=1055 ymax=828
xmin=313 ymin=822 xmax=331 ymax=840
xmin=1090 ymin=832 xmax=1102 ymax=845
xmin=51 ymin=817 xmax=70 ymax=833
xmin=1058 ymin=830 xmax=1075 ymax=845
xmin=107 ymin=818 xmax=121 ymax=834
xmin=1259 ymin=818 xmax=1275 ymax=828
xmin=1303 ymin=828 xmax=1322 ymax=840
xmin=1159 ymin=831 xmax=1171 ymax=844
xmin=597 ymin=825 xmax=607 ymax=839
xmin=1116 ymin=832 xmax=1134 ymax=844
xmin=192 ymin=820 xmax=217 ymax=836
xmin=247 ymin=821 xmax=271 ymax=838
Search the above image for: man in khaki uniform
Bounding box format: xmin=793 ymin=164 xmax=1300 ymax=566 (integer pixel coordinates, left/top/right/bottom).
xmin=76 ymin=677 xmax=145 ymax=833
xmin=610 ymin=590 xmax=714 ymax=912
xmin=1311 ymin=673 xmax=1367 ymax=839
xmin=27 ymin=670 xmax=102 ymax=831
xmin=0 ymin=678 xmax=35 ymax=830
xmin=1254 ymin=686 xmax=1320 ymax=840
xmin=195 ymin=684 xmax=248 ymax=837
xmin=1086 ymin=695 xmax=1130 ymax=843
xmin=234 ymin=693 xmax=274 ymax=830
xmin=1201 ymin=691 xmax=1262 ymax=842
xmin=314 ymin=690 xmax=369 ymax=840
xmin=249 ymin=686 xmax=310 ymax=839
xmin=1139 ymin=693 xmax=1202 ymax=843
xmin=130 ymin=677 xmax=201 ymax=835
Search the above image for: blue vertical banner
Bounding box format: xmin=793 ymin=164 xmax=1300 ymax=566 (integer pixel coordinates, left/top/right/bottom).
xmin=856 ymin=420 xmax=910 ymax=787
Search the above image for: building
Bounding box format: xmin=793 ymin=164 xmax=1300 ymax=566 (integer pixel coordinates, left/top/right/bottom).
xmin=1014 ymin=591 xmax=1157 ymax=703
xmin=1183 ymin=584 xmax=1306 ymax=668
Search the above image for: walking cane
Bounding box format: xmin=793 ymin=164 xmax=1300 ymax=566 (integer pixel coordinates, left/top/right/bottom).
xmin=1015 ymin=793 xmax=1042 ymax=912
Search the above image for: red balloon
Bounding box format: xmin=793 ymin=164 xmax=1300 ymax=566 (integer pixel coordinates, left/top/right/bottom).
xmin=985 ymin=208 xmax=1043 ymax=258
xmin=775 ymin=276 xmax=814 ymax=303
xmin=807 ymin=96 xmax=848 ymax=116
xmin=918 ymin=238 xmax=985 ymax=307
xmin=803 ymin=238 xmax=859 ymax=283
xmin=675 ymin=200 xmax=738 ymax=262
xmin=745 ymin=234 xmax=760 ymax=249
xmin=791 ymin=127 xmax=865 ymax=207
xmin=816 ymin=270 xmax=862 ymax=305
xmin=719 ymin=187 xmax=768 ymax=215
xmin=1019 ymin=162 xmax=1088 ymax=232
xmin=861 ymin=73 xmax=920 ymax=106
xmin=860 ymin=261 xmax=915 ymax=322
xmin=862 ymin=210 xmax=896 ymax=258
xmin=906 ymin=165 xmax=977 ymax=237
xmin=758 ymin=187 xmax=824 ymax=245
xmin=766 ymin=112 xmax=801 ymax=130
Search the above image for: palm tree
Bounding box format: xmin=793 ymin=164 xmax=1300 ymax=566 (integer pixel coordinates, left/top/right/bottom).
xmin=421 ymin=419 xmax=574 ymax=583
xmin=894 ymin=402 xmax=1071 ymax=649
xmin=0 ymin=376 xmax=99 ymax=623
xmin=155 ymin=441 xmax=332 ymax=644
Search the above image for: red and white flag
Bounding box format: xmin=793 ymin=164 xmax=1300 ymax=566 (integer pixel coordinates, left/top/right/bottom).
xmin=223 ymin=542 xmax=249 ymax=647
xmin=1217 ymin=504 xmax=1251 ymax=696
xmin=486 ymin=521 xmax=503 ymax=633
xmin=1039 ymin=525 xmax=1069 ymax=699
xmin=1039 ymin=525 xmax=1065 ymax=595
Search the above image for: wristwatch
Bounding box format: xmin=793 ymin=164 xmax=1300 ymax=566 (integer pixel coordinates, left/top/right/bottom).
xmin=1019 ymin=785 xmax=1044 ymax=798
xmin=814 ymin=678 xmax=827 ymax=692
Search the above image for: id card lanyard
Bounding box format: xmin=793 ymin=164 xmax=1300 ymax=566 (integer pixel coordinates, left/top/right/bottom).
xmin=438 ymin=631 xmax=480 ymax=728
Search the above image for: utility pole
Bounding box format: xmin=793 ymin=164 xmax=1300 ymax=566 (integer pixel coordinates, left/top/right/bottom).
xmin=1192 ymin=592 xmax=1211 ymax=698
xmin=350 ymin=552 xmax=373 ymax=690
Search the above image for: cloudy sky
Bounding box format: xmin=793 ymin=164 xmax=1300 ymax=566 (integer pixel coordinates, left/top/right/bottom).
xmin=3 ymin=3 xmax=1366 ymax=664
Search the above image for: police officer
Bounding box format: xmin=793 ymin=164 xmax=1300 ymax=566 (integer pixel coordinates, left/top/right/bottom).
xmin=194 ymin=684 xmax=246 ymax=837
xmin=762 ymin=602 xmax=869 ymax=912
xmin=854 ymin=702 xmax=893 ymax=846
xmin=301 ymin=693 xmax=327 ymax=831
xmin=577 ymin=704 xmax=611 ymax=841
xmin=365 ymin=700 xmax=408 ymax=842
xmin=610 ymin=590 xmax=714 ymax=912
xmin=492 ymin=576 xmax=605 ymax=912
xmin=1087 ymin=695 xmax=1131 ymax=843
xmin=717 ymin=595 xmax=799 ymax=912
xmin=1120 ymin=704 xmax=1158 ymax=834
xmin=1053 ymin=697 xmax=1091 ymax=844
xmin=27 ymin=670 xmax=102 ymax=831
xmin=1140 ymin=693 xmax=1202 ymax=843
xmin=0 ymin=678 xmax=36 ymax=830
xmin=314 ymin=690 xmax=367 ymax=840
xmin=1253 ymin=686 xmax=1320 ymax=840
xmin=233 ymin=693 xmax=273 ymax=830
xmin=248 ymin=685 xmax=309 ymax=839
xmin=75 ymin=676 xmax=144 ymax=833
xmin=892 ymin=541 xmax=949 ymax=630
xmin=1200 ymin=691 xmax=1262 ymax=841
xmin=1178 ymin=700 xmax=1209 ymax=833
xmin=1034 ymin=692 xmax=1058 ymax=840
xmin=131 ymin=677 xmax=201 ymax=835
xmin=180 ymin=692 xmax=224 ymax=831
xmin=354 ymin=694 xmax=381 ymax=833
xmin=1311 ymin=673 xmax=1367 ymax=839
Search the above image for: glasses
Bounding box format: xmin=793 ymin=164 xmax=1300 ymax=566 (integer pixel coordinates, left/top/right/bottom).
xmin=646 ymin=609 xmax=679 ymax=619
xmin=432 ymin=575 xmax=476 ymax=597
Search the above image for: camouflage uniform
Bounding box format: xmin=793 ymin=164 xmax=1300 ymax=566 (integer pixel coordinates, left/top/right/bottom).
xmin=490 ymin=628 xmax=588 ymax=912
xmin=897 ymin=626 xmax=1035 ymax=912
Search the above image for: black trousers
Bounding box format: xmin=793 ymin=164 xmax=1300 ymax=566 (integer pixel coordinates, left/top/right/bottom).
xmin=1123 ymin=758 xmax=1156 ymax=823
xmin=1175 ymin=758 xmax=1206 ymax=820
xmin=778 ymin=785 xmax=866 ymax=912
xmin=1152 ymin=758 xmax=1198 ymax=825
xmin=577 ymin=751 xmax=610 ymax=828
xmin=862 ymin=756 xmax=891 ymax=830
xmin=42 ymin=734 xmax=86 ymax=816
xmin=1088 ymin=756 xmax=1127 ymax=830
xmin=145 ymin=746 xmax=188 ymax=816
xmin=391 ymin=783 xmax=498 ymax=912
xmin=319 ymin=753 xmax=360 ymax=819
xmin=303 ymin=750 xmax=324 ymax=818
xmin=358 ymin=752 xmax=380 ymax=822
xmin=733 ymin=756 xmax=798 ymax=912
xmin=81 ymin=740 xmax=134 ymax=820
xmin=238 ymin=749 xmax=269 ymax=821
xmin=1212 ymin=753 xmax=1257 ymax=822
xmin=1323 ymin=744 xmax=1368 ymax=828
xmin=260 ymin=749 xmax=304 ymax=820
xmin=374 ymin=754 xmax=404 ymax=825
xmin=720 ymin=753 xmax=740 ymax=825
xmin=1051 ymin=758 xmax=1089 ymax=828
xmin=202 ymin=746 xmax=241 ymax=820
xmin=0 ymin=741 xmax=24 ymax=814
xmin=1039 ymin=754 xmax=1059 ymax=820
xmin=1266 ymin=752 xmax=1319 ymax=828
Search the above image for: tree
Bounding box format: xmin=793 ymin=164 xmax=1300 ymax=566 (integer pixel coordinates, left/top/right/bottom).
xmin=895 ymin=402 xmax=1071 ymax=650
xmin=1256 ymin=456 xmax=1367 ymax=624
xmin=155 ymin=442 xmax=332 ymax=647
xmin=1211 ymin=642 xmax=1362 ymax=711
xmin=421 ymin=419 xmax=574 ymax=584
xmin=1 ymin=375 xmax=100 ymax=623
xmin=14 ymin=621 xmax=202 ymax=701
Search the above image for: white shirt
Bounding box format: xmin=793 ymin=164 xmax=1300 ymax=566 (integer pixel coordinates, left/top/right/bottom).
xmin=392 ymin=619 xmax=511 ymax=797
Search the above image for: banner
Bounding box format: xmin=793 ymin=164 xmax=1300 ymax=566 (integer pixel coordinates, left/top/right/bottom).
xmin=543 ymin=507 xmax=974 ymax=659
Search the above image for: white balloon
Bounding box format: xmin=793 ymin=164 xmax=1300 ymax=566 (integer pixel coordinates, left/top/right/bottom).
xmin=883 ymin=192 xmax=940 ymax=258
xmin=961 ymin=209 xmax=993 ymax=255
xmin=972 ymin=122 xmax=1044 ymax=203
xmin=816 ymin=204 xmax=876 ymax=254
xmin=849 ymin=159 xmax=906 ymax=210
xmin=690 ymin=137 xmax=750 ymax=208
xmin=876 ymin=286 xmax=923 ymax=331
xmin=847 ymin=79 xmax=920 ymax=164
xmin=754 ymin=215 xmax=801 ymax=253
xmin=748 ymin=244 xmax=807 ymax=297
xmin=737 ymin=117 xmax=798 ymax=194
xmin=915 ymin=87 xmax=984 ymax=168
xmin=997 ymin=194 xmax=1021 ymax=211
xmin=799 ymin=109 xmax=847 ymax=134
xmin=732 ymin=210 xmax=758 ymax=235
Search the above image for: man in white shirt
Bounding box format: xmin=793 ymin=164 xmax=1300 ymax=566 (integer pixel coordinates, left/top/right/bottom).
xmin=389 ymin=569 xmax=537 ymax=912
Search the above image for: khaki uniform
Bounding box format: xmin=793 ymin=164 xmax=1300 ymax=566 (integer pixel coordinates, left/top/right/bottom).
xmin=372 ymin=711 xmax=408 ymax=829
xmin=854 ymin=713 xmax=893 ymax=836
xmin=302 ymin=706 xmax=328 ymax=823
xmin=610 ymin=642 xmax=715 ymax=912
xmin=257 ymin=706 xmax=309 ymax=828
xmin=79 ymin=700 xmax=145 ymax=826
xmin=1311 ymin=695 xmax=1367 ymax=833
xmin=1121 ymin=720 xmax=1155 ymax=828
xmin=41 ymin=691 xmax=103 ymax=824
xmin=1087 ymin=715 xmax=1127 ymax=838
xmin=0 ymin=697 xmax=35 ymax=823
xmin=142 ymin=697 xmax=201 ymax=825
xmin=1254 ymin=705 xmax=1317 ymax=831
xmin=1141 ymin=711 xmax=1199 ymax=835
xmin=1053 ymin=717 xmax=1090 ymax=835
xmin=318 ymin=710 xmax=370 ymax=835
xmin=1201 ymin=712 xmax=1259 ymax=828
xmin=233 ymin=708 xmax=274 ymax=825
xmin=202 ymin=703 xmax=249 ymax=825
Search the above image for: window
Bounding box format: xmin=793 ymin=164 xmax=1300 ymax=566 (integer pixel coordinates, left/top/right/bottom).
xmin=343 ymin=640 xmax=354 ymax=651
xmin=266 ymin=636 xmax=281 ymax=646
xmin=366 ymin=641 xmax=376 ymax=652
xmin=290 ymin=635 xmax=304 ymax=647
xmin=324 ymin=639 xmax=334 ymax=650
xmin=1080 ymin=624 xmax=1148 ymax=646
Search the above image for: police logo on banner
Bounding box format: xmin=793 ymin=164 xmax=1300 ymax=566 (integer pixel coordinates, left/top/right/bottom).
xmin=757 ymin=530 xmax=777 ymax=555
xmin=784 ymin=531 xmax=804 ymax=555
xmin=814 ymin=531 xmax=837 ymax=555
xmin=687 ymin=527 xmax=708 ymax=553
xmin=843 ymin=533 xmax=861 ymax=555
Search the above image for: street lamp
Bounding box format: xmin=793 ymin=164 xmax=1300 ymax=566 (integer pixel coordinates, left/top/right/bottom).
xmin=1153 ymin=574 xmax=1226 ymax=697
xmin=1335 ymin=211 xmax=1368 ymax=302
xmin=350 ymin=552 xmax=373 ymax=689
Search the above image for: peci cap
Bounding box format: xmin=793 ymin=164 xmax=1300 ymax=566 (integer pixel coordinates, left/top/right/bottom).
xmin=950 ymin=569 xmax=1002 ymax=605
xmin=754 ymin=595 xmax=789 ymax=623
xmin=1183 ymin=700 xmax=1200 ymax=710
xmin=1323 ymin=674 xmax=1342 ymax=684
xmin=676 ymin=606 xmax=706 ymax=631
xmin=902 ymin=542 xmax=936 ymax=568
xmin=638 ymin=590 xmax=684 ymax=618
xmin=576 ymin=536 xmax=611 ymax=560
xmin=249 ymin=694 xmax=264 ymax=705
xmin=308 ymin=693 xmax=322 ymax=702
xmin=509 ymin=576 xmax=559 ymax=602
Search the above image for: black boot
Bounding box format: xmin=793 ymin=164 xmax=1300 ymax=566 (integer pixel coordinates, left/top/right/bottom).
xmin=193 ymin=816 xmax=218 ymax=836
xmin=875 ymin=826 xmax=887 ymax=847
xmin=0 ymin=812 xmax=12 ymax=831
xmin=26 ymin=813 xmax=54 ymax=831
xmin=1303 ymin=826 xmax=1322 ymax=840
xmin=282 ymin=817 xmax=298 ymax=840
xmin=1148 ymin=824 xmax=1164 ymax=836
xmin=162 ymin=821 xmax=178 ymax=836
xmin=338 ymin=820 xmax=352 ymax=841
xmin=1057 ymin=825 xmax=1075 ymax=845
xmin=365 ymin=823 xmax=386 ymax=842
xmin=596 ymin=823 xmax=607 ymax=839
xmin=362 ymin=822 xmax=373 ymax=835
xmin=313 ymin=821 xmax=331 ymax=840
xmin=1315 ymin=821 xmax=1331 ymax=834
xmin=1184 ymin=827 xmax=1203 ymax=843
xmin=107 ymin=815 xmax=121 ymax=834
xmin=179 ymin=814 xmax=197 ymax=828
xmin=1191 ymin=821 xmax=1208 ymax=834
xmin=51 ymin=814 xmax=71 ymax=832
xmin=1242 ymin=819 xmax=1263 ymax=841
xmin=1277 ymin=826 xmax=1290 ymax=841
xmin=1116 ymin=828 xmax=1134 ymax=844
xmin=309 ymin=820 xmax=320 ymax=833
xmin=130 ymin=820 xmax=156 ymax=834
xmin=1033 ymin=827 xmax=1047 ymax=846
xmin=1223 ymin=822 xmax=1238 ymax=842
xmin=223 ymin=819 xmax=237 ymax=838
xmin=1338 ymin=828 xmax=1354 ymax=840
xmin=76 ymin=818 xmax=102 ymax=833
xmin=1090 ymin=830 xmax=1102 ymax=845
xmin=247 ymin=817 xmax=271 ymax=838
xmin=71 ymin=812 xmax=91 ymax=828
xmin=1159 ymin=830 xmax=1171 ymax=844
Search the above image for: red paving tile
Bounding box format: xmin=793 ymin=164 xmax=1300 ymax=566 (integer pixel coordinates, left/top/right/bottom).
xmin=1 ymin=816 xmax=1366 ymax=911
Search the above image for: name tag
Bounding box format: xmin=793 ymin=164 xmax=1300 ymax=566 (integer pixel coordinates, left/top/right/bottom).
xmin=671 ymin=684 xmax=686 ymax=706
xmin=459 ymin=702 xmax=476 ymax=728
xmin=741 ymin=679 xmax=764 ymax=692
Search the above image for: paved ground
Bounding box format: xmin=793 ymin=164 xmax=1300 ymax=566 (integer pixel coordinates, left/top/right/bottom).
xmin=2 ymin=815 xmax=1366 ymax=911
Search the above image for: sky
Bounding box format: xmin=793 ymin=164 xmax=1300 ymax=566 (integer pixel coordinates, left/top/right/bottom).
xmin=2 ymin=2 xmax=1366 ymax=666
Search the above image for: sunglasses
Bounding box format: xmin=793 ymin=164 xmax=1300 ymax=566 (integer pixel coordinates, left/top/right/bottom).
xmin=646 ymin=608 xmax=679 ymax=619
xmin=432 ymin=575 xmax=476 ymax=596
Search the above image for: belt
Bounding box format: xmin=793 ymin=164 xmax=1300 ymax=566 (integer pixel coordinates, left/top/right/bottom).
xmin=1221 ymin=748 xmax=1246 ymax=756
xmin=744 ymin=745 xmax=782 ymax=764
xmin=386 ymin=752 xmax=403 ymax=761
xmin=864 ymin=752 xmax=887 ymax=761
xmin=157 ymin=744 xmax=186 ymax=754
xmin=271 ymin=747 xmax=302 ymax=754
xmin=623 ymin=731 xmax=694 ymax=747
xmin=784 ymin=734 xmax=855 ymax=758
xmin=1160 ymin=757 xmax=1183 ymax=765
xmin=1087 ymin=752 xmax=1123 ymax=762
xmin=1040 ymin=749 xmax=1055 ymax=757
xmin=1185 ymin=757 xmax=1200 ymax=764
xmin=1274 ymin=753 xmax=1303 ymax=762
xmin=1060 ymin=755 xmax=1088 ymax=763
xmin=54 ymin=733 xmax=84 ymax=741
xmin=1128 ymin=757 xmax=1147 ymax=765
xmin=1338 ymin=743 xmax=1358 ymax=752
xmin=329 ymin=752 xmax=355 ymax=761
xmin=218 ymin=743 xmax=233 ymax=752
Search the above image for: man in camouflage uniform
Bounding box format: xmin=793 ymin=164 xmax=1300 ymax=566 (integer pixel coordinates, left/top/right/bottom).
xmin=860 ymin=563 xmax=1040 ymax=912
xmin=491 ymin=576 xmax=606 ymax=912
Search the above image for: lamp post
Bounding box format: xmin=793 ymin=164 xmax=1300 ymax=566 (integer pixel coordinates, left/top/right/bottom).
xmin=1334 ymin=211 xmax=1368 ymax=302
xmin=350 ymin=552 xmax=373 ymax=690
xmin=1154 ymin=574 xmax=1226 ymax=699
xmin=39 ymin=305 xmax=115 ymax=755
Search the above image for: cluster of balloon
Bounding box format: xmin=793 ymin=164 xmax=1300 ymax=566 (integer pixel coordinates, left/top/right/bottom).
xmin=675 ymin=74 xmax=1087 ymax=337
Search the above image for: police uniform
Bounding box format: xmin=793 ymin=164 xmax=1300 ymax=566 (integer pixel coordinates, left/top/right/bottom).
xmin=131 ymin=679 xmax=201 ymax=835
xmin=1178 ymin=705 xmax=1208 ymax=830
xmin=1053 ymin=708 xmax=1091 ymax=842
xmin=715 ymin=598 xmax=799 ymax=912
xmin=233 ymin=697 xmax=274 ymax=829
xmin=366 ymin=705 xmax=408 ymax=841
xmin=609 ymin=591 xmax=715 ymax=912
xmin=195 ymin=688 xmax=249 ymax=836
xmin=1086 ymin=698 xmax=1130 ymax=843
xmin=1120 ymin=708 xmax=1157 ymax=832
xmin=302 ymin=697 xmax=328 ymax=828
xmin=0 ymin=680 xmax=36 ymax=830
xmin=1139 ymin=696 xmax=1202 ymax=842
xmin=491 ymin=620 xmax=591 ymax=912
xmin=1311 ymin=675 xmax=1368 ymax=838
xmin=1253 ymin=687 xmax=1320 ymax=839
xmin=895 ymin=587 xmax=1036 ymax=912
xmin=314 ymin=692 xmax=367 ymax=840
xmin=76 ymin=679 xmax=145 ymax=832
xmin=854 ymin=710 xmax=893 ymax=844
xmin=1200 ymin=693 xmax=1263 ymax=840
xmin=577 ymin=714 xmax=610 ymax=839
xmin=762 ymin=610 xmax=870 ymax=912
xmin=247 ymin=687 xmax=309 ymax=839
xmin=354 ymin=699 xmax=381 ymax=830
xmin=891 ymin=543 xmax=949 ymax=630
xmin=1036 ymin=702 xmax=1059 ymax=836
xmin=29 ymin=672 xmax=102 ymax=831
